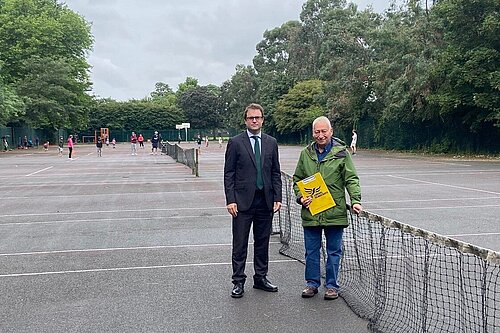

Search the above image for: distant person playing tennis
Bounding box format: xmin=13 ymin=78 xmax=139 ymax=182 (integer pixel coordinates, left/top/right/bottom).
xmin=130 ymin=132 xmax=138 ymax=155
xmin=138 ymin=134 xmax=145 ymax=148
xmin=58 ymin=136 xmax=64 ymax=156
xmin=151 ymin=131 xmax=160 ymax=155
xmin=96 ymin=136 xmax=103 ymax=157
xmin=67 ymin=135 xmax=74 ymax=159
xmin=350 ymin=129 xmax=357 ymax=155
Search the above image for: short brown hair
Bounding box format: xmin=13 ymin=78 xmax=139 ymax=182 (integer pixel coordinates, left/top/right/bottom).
xmin=243 ymin=103 xmax=264 ymax=119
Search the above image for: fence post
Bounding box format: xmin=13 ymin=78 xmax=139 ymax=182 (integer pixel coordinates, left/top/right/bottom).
xmin=194 ymin=148 xmax=199 ymax=177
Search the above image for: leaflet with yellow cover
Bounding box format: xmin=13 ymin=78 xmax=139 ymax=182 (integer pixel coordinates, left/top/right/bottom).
xmin=297 ymin=172 xmax=336 ymax=216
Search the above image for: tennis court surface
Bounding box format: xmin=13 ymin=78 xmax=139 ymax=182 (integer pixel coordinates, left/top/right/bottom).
xmin=0 ymin=143 xmax=498 ymax=332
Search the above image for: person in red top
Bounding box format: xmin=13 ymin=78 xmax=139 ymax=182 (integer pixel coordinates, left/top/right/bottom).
xmin=130 ymin=132 xmax=138 ymax=155
xmin=67 ymin=135 xmax=74 ymax=159
xmin=138 ymin=134 xmax=145 ymax=148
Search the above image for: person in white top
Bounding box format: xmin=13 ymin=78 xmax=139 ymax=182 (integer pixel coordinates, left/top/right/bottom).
xmin=350 ymin=129 xmax=358 ymax=155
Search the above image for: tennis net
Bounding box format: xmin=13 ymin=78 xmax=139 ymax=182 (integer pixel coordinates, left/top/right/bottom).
xmin=273 ymin=171 xmax=500 ymax=332
xmin=164 ymin=141 xmax=198 ymax=176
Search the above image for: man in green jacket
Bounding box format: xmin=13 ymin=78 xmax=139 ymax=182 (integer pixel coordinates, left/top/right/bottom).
xmin=293 ymin=116 xmax=363 ymax=300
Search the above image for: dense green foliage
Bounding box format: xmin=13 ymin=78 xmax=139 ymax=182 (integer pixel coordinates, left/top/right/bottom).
xmin=0 ymin=62 xmax=24 ymax=125
xmin=0 ymin=0 xmax=93 ymax=129
xmin=221 ymin=0 xmax=500 ymax=152
xmin=1 ymin=0 xmax=498 ymax=152
xmin=177 ymin=85 xmax=222 ymax=130
xmin=88 ymin=98 xmax=183 ymax=131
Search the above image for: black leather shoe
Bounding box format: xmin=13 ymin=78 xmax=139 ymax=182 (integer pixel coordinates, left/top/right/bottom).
xmin=253 ymin=278 xmax=278 ymax=292
xmin=231 ymin=283 xmax=244 ymax=298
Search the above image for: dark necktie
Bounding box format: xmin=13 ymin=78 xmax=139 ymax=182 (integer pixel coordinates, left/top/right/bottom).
xmin=252 ymin=136 xmax=263 ymax=190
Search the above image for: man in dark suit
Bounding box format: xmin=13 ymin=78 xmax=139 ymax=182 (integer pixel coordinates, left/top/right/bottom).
xmin=224 ymin=103 xmax=282 ymax=298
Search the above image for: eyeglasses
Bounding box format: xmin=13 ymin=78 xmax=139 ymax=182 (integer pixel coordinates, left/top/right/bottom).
xmin=246 ymin=116 xmax=264 ymax=121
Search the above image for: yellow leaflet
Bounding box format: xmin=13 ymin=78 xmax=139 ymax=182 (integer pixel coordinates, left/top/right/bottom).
xmin=296 ymin=172 xmax=336 ymax=216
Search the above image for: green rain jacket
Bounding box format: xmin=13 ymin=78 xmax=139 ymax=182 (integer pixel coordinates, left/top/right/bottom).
xmin=293 ymin=138 xmax=361 ymax=227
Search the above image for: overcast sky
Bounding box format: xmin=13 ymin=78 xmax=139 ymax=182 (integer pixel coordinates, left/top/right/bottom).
xmin=62 ymin=0 xmax=392 ymax=101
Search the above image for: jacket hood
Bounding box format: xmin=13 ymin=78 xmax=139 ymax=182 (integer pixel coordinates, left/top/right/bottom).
xmin=305 ymin=137 xmax=348 ymax=161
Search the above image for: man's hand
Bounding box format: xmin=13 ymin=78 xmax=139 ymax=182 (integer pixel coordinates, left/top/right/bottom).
xmin=227 ymin=203 xmax=238 ymax=217
xmin=352 ymin=203 xmax=363 ymax=214
xmin=300 ymin=196 xmax=313 ymax=208
xmin=273 ymin=202 xmax=281 ymax=213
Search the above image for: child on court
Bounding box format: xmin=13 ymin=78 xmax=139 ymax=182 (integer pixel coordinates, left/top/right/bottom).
xmin=96 ymin=136 xmax=103 ymax=157
xmin=58 ymin=136 xmax=64 ymax=156
xmin=43 ymin=141 xmax=49 ymax=151
xmin=57 ymin=136 xmax=64 ymax=157
xmin=150 ymin=131 xmax=160 ymax=155
xmin=2 ymin=136 xmax=8 ymax=151
xmin=112 ymin=138 xmax=116 ymax=148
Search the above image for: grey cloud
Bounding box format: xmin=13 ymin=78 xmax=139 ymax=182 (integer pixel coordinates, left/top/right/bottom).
xmin=63 ymin=0 xmax=389 ymax=100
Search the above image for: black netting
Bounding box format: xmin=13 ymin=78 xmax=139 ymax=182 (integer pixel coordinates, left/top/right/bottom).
xmin=274 ymin=171 xmax=500 ymax=333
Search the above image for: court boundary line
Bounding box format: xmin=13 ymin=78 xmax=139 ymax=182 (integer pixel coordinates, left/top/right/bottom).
xmin=0 ymin=259 xmax=297 ymax=278
xmin=371 ymin=204 xmax=499 ymax=211
xmin=0 ymin=179 xmax=218 ymax=189
xmin=25 ymin=166 xmax=53 ymax=177
xmin=0 ymin=241 xmax=282 ymax=257
xmin=0 ymin=206 xmax=228 ymax=218
xmin=1 ymin=190 xmax=223 ymax=200
xmin=0 ymin=214 xmax=230 ymax=226
xmin=388 ymin=175 xmax=500 ymax=195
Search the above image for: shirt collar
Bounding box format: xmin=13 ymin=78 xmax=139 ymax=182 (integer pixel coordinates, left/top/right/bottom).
xmin=314 ymin=140 xmax=333 ymax=161
xmin=315 ymin=140 xmax=332 ymax=152
xmin=247 ymin=130 xmax=261 ymax=139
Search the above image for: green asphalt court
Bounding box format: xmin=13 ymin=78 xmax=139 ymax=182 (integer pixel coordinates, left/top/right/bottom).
xmin=0 ymin=141 xmax=499 ymax=332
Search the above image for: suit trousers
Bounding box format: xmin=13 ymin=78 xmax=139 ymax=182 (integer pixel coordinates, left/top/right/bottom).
xmin=231 ymin=189 xmax=273 ymax=284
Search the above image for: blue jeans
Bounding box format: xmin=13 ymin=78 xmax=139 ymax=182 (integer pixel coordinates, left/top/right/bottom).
xmin=303 ymin=226 xmax=343 ymax=290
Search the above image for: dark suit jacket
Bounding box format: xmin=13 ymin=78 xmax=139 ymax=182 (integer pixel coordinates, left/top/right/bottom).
xmin=224 ymin=132 xmax=282 ymax=212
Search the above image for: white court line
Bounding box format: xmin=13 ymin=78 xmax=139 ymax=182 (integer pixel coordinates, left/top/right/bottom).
xmin=377 ymin=157 xmax=471 ymax=167
xmin=25 ymin=166 xmax=53 ymax=177
xmin=364 ymin=196 xmax=500 ymax=204
xmin=387 ymin=175 xmax=500 ymax=195
xmin=0 ymin=179 xmax=219 ymax=189
xmin=0 ymin=259 xmax=297 ymax=278
xmin=0 ymin=241 xmax=282 ymax=257
xmin=0 ymin=214 xmax=229 ymax=226
xmin=1 ymin=190 xmax=222 ymax=200
xmin=0 ymin=165 xmax=189 ymax=178
xmin=360 ymin=169 xmax=500 ymax=176
xmin=371 ymin=204 xmax=500 ymax=211
xmin=446 ymin=232 xmax=500 ymax=238
xmin=0 ymin=206 xmax=228 ymax=218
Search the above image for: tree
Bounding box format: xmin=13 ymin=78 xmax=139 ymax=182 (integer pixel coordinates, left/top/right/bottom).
xmin=429 ymin=0 xmax=500 ymax=131
xmin=274 ymin=79 xmax=327 ymax=133
xmin=87 ymin=98 xmax=184 ymax=130
xmin=176 ymin=77 xmax=199 ymax=96
xmin=149 ymin=81 xmax=177 ymax=109
xmin=16 ymin=56 xmax=90 ymax=130
xmin=177 ymin=86 xmax=222 ymax=130
xmin=150 ymin=82 xmax=173 ymax=99
xmin=220 ymin=65 xmax=258 ymax=129
xmin=0 ymin=70 xmax=24 ymax=126
xmin=0 ymin=0 xmax=93 ymax=129
xmin=253 ymin=21 xmax=301 ymax=132
xmin=0 ymin=0 xmax=92 ymax=84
